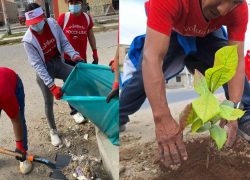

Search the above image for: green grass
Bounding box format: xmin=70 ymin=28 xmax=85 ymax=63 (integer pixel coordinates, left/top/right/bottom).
xmin=0 ymin=38 xmax=22 ymax=46
xmin=2 ymin=32 xmax=25 ymax=39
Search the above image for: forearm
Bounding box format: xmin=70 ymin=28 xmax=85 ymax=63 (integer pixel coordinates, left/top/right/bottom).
xmin=142 ymin=53 xmax=170 ymax=119
xmin=228 ymin=59 xmax=245 ymax=102
xmin=11 ymin=113 xmax=23 ymax=141
xmin=88 ymin=30 xmax=97 ymax=50
xmin=228 ymin=42 xmax=245 ymax=102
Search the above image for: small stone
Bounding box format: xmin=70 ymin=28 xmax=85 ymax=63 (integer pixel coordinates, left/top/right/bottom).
xmin=119 ymin=166 xmax=126 ymax=174
xmin=73 ymin=173 xmax=78 ymax=178
xmin=152 ymin=169 xmax=157 ymax=173
xmin=84 ymin=134 xmax=89 ymax=140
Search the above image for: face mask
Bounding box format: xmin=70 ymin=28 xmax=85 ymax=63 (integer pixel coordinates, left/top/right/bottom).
xmin=69 ymin=4 xmax=82 ymax=13
xmin=31 ymin=20 xmax=45 ymax=32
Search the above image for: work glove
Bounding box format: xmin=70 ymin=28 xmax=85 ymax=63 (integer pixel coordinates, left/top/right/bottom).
xmin=106 ymin=82 xmax=119 ymax=103
xmin=15 ymin=141 xmax=26 ymax=162
xmin=109 ymin=60 xmax=116 ymax=72
xmin=72 ymin=54 xmax=86 ymax=64
xmin=49 ymin=85 xmax=63 ymax=100
xmin=92 ymin=49 xmax=99 ymax=64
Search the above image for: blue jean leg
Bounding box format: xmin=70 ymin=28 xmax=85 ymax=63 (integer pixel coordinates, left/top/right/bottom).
xmin=15 ymin=76 xmax=28 ymax=151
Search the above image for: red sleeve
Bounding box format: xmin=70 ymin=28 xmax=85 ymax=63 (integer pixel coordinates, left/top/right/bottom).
xmin=57 ymin=13 xmax=65 ymax=29
xmin=227 ymin=1 xmax=248 ymax=41
xmin=88 ymin=14 xmax=94 ymax=31
xmin=147 ymin=0 xmax=181 ymax=36
xmin=2 ymin=94 xmax=19 ymax=119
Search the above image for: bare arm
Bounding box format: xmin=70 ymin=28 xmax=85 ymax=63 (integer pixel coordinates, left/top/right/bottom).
xmin=142 ymin=27 xmax=170 ymax=118
xmin=87 ymin=29 xmax=97 ymax=51
xmin=228 ymin=41 xmax=245 ymax=102
xmin=142 ymin=27 xmax=187 ymax=167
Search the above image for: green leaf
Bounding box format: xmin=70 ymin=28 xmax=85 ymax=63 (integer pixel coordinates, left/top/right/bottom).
xmin=209 ymin=125 xmax=227 ymax=150
xmin=211 ymin=115 xmax=221 ymax=124
xmin=220 ymin=100 xmax=234 ymax=108
xmin=220 ymin=105 xmax=245 ymax=120
xmin=193 ymin=69 xmax=209 ymax=95
xmin=196 ymin=122 xmax=211 ymax=133
xmin=192 ymin=92 xmax=221 ymax=123
xmin=214 ymin=45 xmax=238 ymax=68
xmin=205 ymin=45 xmax=238 ymax=93
xmin=205 ymin=66 xmax=234 ymax=93
xmin=186 ymin=108 xmax=198 ymax=126
xmin=191 ymin=119 xmax=203 ymax=133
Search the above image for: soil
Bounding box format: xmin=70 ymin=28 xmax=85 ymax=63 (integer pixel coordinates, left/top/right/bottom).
xmin=120 ymin=135 xmax=250 ymax=180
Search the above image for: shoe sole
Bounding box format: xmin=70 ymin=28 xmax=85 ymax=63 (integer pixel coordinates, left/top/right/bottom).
xmin=238 ymin=129 xmax=250 ymax=141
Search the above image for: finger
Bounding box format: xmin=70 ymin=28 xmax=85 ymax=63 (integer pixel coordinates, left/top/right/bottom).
xmin=168 ymin=143 xmax=181 ymax=165
xmin=161 ymin=144 xmax=172 ymax=167
xmin=176 ymin=135 xmax=188 ymax=161
xmin=219 ymin=120 xmax=227 ymax=128
xmin=225 ymin=126 xmax=237 ymax=147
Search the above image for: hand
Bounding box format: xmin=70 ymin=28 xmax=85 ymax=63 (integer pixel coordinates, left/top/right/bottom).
xmin=92 ymin=49 xmax=99 ymax=64
xmin=49 ymin=85 xmax=63 ymax=100
xmin=155 ymin=114 xmax=187 ymax=168
xmin=109 ymin=60 xmax=116 ymax=72
xmin=219 ymin=120 xmax=238 ymax=147
xmin=15 ymin=141 xmax=26 ymax=162
xmin=72 ymin=54 xmax=86 ymax=64
xmin=106 ymin=82 xmax=119 ymax=103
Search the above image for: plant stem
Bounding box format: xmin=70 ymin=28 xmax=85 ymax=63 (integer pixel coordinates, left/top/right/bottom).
xmin=205 ymin=138 xmax=211 ymax=180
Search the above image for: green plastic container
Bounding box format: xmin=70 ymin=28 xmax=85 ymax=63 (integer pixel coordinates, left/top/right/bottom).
xmin=61 ymin=63 xmax=119 ymax=145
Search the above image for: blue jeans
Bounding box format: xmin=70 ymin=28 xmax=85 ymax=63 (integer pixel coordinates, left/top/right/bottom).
xmin=16 ymin=75 xmax=28 ymax=151
xmin=120 ymin=29 xmax=250 ymax=125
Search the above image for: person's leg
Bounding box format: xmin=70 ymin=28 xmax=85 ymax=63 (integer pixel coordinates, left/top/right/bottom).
xmin=15 ymin=75 xmax=28 ymax=151
xmin=36 ymin=75 xmax=57 ymax=130
xmin=120 ymin=32 xmax=186 ymax=126
xmin=61 ymin=59 xmax=79 ymax=115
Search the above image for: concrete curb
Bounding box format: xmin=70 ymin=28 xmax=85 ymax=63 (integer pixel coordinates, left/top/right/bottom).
xmin=95 ymin=127 xmax=119 ymax=180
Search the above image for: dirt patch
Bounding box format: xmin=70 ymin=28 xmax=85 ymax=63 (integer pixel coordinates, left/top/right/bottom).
xmin=120 ymin=136 xmax=250 ymax=180
xmin=26 ymin=102 xmax=109 ymax=179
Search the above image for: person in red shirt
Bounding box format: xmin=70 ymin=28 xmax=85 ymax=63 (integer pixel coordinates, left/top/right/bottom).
xmin=58 ymin=0 xmax=98 ymax=65
xmin=0 ymin=67 xmax=32 ymax=174
xmin=23 ymin=3 xmax=84 ymax=147
xmin=57 ymin=0 xmax=98 ymax=122
xmin=120 ymin=0 xmax=250 ymax=167
xmin=245 ymin=50 xmax=250 ymax=81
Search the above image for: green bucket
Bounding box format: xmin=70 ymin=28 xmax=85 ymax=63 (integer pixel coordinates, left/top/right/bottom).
xmin=62 ymin=63 xmax=119 ymax=145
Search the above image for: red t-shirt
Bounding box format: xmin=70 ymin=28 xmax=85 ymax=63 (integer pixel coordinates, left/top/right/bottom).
xmin=147 ymin=0 xmax=248 ymax=41
xmin=58 ymin=12 xmax=93 ymax=61
xmin=0 ymin=67 xmax=19 ymax=119
xmin=32 ymin=22 xmax=59 ymax=61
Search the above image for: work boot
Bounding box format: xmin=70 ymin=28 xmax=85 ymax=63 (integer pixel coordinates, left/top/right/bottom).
xmin=50 ymin=129 xmax=62 ymax=147
xmin=72 ymin=112 xmax=86 ymax=124
xmin=20 ymin=160 xmax=32 ymax=174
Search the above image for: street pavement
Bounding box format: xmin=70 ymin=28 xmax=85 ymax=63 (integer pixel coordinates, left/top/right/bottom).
xmin=0 ymin=30 xmax=117 ymax=180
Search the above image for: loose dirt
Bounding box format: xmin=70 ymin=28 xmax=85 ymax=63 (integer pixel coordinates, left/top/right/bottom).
xmin=120 ymin=134 xmax=250 ymax=180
